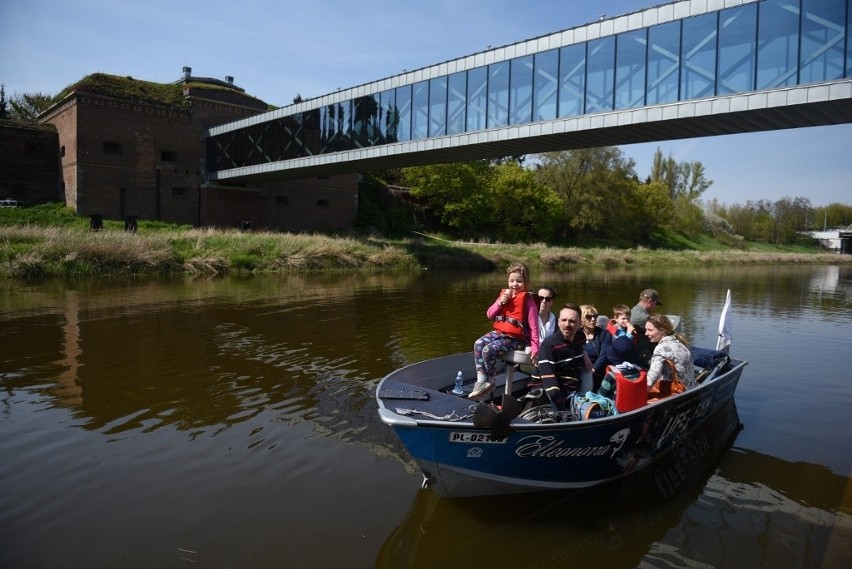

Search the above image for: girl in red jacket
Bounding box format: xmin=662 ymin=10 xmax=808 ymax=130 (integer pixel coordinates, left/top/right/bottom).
xmin=470 ymin=262 xmax=540 ymax=399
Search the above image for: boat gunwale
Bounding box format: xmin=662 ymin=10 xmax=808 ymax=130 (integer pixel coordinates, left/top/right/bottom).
xmin=376 ymin=352 xmax=747 ymax=430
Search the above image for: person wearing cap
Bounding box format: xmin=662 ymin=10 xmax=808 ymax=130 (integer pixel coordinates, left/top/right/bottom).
xmin=631 ymin=288 xmax=662 ymax=367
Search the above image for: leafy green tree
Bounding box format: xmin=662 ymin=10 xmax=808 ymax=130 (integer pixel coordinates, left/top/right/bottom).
xmin=771 ymin=196 xmax=812 ymax=244
xmin=650 ymin=149 xmax=712 ymax=201
xmin=403 ymin=160 xmax=494 ymax=237
xmin=402 ymin=160 xmax=563 ymax=242
xmin=0 ymin=85 xmax=9 ymax=120
xmin=748 ymin=200 xmax=776 ymax=242
xmin=490 ymin=161 xmax=562 ymax=243
xmin=814 ymin=203 xmax=852 ymax=228
xmin=534 ymin=147 xmax=640 ymax=241
xmin=9 ymin=92 xmax=54 ymax=122
xmin=634 ymin=180 xmax=673 ymax=239
xmin=649 ymin=148 xmax=712 ymax=236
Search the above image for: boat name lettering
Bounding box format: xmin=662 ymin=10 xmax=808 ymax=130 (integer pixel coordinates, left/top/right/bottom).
xmin=515 ymin=429 xmax=630 ymax=459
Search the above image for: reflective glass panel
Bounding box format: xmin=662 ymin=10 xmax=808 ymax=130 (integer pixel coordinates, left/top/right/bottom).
xmin=396 ymin=85 xmax=412 ymax=142
xmin=351 ymin=96 xmax=369 ymax=148
xmin=718 ymin=4 xmax=756 ymax=94
xmin=647 ymin=20 xmax=681 ymax=104
xmin=682 ymin=13 xmax=718 ymax=98
xmin=319 ymin=105 xmax=333 ymax=153
xmin=757 ymin=0 xmax=800 ymax=89
xmin=447 ymin=71 xmax=467 ymax=134
xmin=510 ymin=55 xmax=534 ymax=124
xmin=412 ymin=81 xmax=429 ymax=140
xmin=467 ymin=67 xmax=488 ymax=131
xmin=559 ymin=43 xmax=586 ymax=117
xmin=378 ymin=89 xmax=396 ymax=143
xmin=364 ymin=94 xmax=381 ymax=146
xmin=848 ymin=0 xmax=852 ymax=77
xmin=800 ymin=0 xmax=846 ymax=83
xmin=281 ymin=115 xmax=299 ymax=159
xmin=534 ymin=49 xmax=559 ymax=121
xmin=339 ymin=100 xmax=353 ymax=151
xmin=587 ymin=36 xmax=615 ymax=113
xmin=488 ymin=62 xmax=510 ymax=127
xmin=615 ymin=29 xmax=647 ymax=109
xmin=428 ymin=76 xmax=447 ymax=137
xmin=300 ymin=108 xmax=321 ymax=156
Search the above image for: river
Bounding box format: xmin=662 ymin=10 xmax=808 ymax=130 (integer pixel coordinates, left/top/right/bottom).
xmin=1 ymin=265 xmax=850 ymax=568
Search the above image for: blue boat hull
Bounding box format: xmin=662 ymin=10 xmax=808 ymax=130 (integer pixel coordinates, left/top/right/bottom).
xmin=377 ymin=352 xmax=746 ymax=498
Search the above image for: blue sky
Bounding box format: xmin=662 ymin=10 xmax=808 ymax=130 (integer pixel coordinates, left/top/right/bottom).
xmin=2 ymin=0 xmax=849 ymax=206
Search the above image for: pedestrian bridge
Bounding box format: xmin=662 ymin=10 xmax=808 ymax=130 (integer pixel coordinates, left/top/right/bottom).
xmin=206 ymin=0 xmax=852 ymax=184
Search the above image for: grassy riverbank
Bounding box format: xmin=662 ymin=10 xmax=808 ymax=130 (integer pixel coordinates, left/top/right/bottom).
xmin=2 ymin=218 xmax=849 ymax=279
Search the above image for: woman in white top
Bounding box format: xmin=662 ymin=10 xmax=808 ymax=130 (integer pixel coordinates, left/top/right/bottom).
xmin=537 ymin=286 xmax=557 ymax=340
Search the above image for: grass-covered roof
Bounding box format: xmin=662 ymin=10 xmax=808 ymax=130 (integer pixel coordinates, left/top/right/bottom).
xmin=55 ymin=73 xmax=270 ymax=110
xmin=57 ymin=73 xmax=188 ymax=108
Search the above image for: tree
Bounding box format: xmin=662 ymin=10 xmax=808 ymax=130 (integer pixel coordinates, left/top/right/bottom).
xmin=649 ymin=148 xmax=712 ymax=236
xmin=490 ymin=161 xmax=562 ymax=243
xmin=634 ymin=180 xmax=674 ymax=240
xmin=814 ymin=203 xmax=852 ymax=228
xmin=402 ymin=160 xmax=562 ymax=242
xmin=534 ymin=147 xmax=640 ymax=241
xmin=403 ymin=160 xmax=494 ymax=237
xmin=649 ymin=149 xmax=712 ymax=201
xmin=0 ymin=84 xmax=9 ymax=120
xmin=8 ymin=92 xmax=54 ymax=122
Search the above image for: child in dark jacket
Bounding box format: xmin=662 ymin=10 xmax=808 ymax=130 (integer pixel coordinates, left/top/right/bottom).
xmin=598 ymin=335 xmax=644 ymax=400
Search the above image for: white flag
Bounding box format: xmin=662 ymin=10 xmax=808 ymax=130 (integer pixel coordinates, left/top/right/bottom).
xmin=716 ymin=289 xmax=732 ymax=353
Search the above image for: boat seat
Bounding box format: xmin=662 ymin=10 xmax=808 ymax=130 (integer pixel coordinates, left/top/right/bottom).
xmin=496 ymin=349 xmax=532 ymax=396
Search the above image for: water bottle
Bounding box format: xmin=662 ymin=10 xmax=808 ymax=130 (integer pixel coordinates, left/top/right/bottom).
xmin=452 ymin=371 xmax=464 ymax=395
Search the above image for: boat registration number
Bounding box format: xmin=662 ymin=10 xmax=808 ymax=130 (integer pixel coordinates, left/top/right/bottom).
xmin=449 ymin=432 xmax=506 ymax=444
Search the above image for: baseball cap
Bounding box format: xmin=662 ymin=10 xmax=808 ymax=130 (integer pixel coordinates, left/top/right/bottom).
xmin=641 ymin=289 xmax=663 ymax=305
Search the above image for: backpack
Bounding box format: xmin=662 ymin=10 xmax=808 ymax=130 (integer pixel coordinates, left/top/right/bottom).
xmin=569 ymin=391 xmax=616 ymax=421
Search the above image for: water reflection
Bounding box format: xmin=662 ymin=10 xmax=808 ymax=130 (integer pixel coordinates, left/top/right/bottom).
xmin=377 ymin=400 xmax=742 ymax=567
xmin=376 ymin=401 xmax=851 ymax=569
xmin=1 ymin=265 xmax=850 ymax=568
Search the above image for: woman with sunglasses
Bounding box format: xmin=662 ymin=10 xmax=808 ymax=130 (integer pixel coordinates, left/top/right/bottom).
xmin=580 ymin=304 xmax=613 ymax=391
xmin=536 ymin=286 xmax=557 ymax=341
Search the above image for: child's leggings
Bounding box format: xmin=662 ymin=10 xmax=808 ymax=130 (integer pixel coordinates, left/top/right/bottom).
xmin=473 ymin=331 xmax=526 ymax=379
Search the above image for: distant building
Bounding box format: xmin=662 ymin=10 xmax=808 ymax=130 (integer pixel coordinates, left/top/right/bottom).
xmin=18 ymin=68 xmax=358 ymax=232
xmin=805 ymin=228 xmax=852 ymax=254
xmin=839 ymin=226 xmax=852 ymax=255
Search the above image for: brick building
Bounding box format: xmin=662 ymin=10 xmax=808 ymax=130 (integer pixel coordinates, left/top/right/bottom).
xmin=34 ymin=68 xmax=358 ymax=231
xmin=0 ymin=121 xmax=62 ymax=205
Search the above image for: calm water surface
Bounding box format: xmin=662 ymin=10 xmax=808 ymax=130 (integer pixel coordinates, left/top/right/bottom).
xmin=1 ymin=265 xmax=850 ymax=568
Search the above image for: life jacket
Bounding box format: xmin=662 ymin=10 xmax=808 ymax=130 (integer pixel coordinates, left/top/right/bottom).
xmin=607 ymin=319 xmax=638 ymax=346
xmin=493 ymin=291 xmax=530 ymax=339
xmin=608 ymin=365 xmax=648 ymax=413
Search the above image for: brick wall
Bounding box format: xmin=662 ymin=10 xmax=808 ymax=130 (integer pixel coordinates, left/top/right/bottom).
xmin=36 ymin=79 xmax=359 ymax=232
xmin=0 ymin=123 xmax=61 ymax=205
xmin=203 ymin=173 xmax=359 ymax=232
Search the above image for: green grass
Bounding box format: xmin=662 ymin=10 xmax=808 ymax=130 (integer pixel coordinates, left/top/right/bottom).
xmin=1 ymin=203 xmax=848 ymax=280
